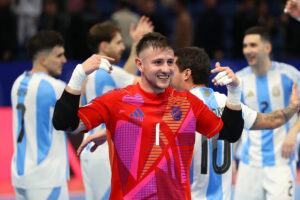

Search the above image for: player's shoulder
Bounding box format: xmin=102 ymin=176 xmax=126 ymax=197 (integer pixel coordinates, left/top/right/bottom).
xmin=236 ymin=66 xmax=252 ymax=77
xmin=272 ymin=61 xmax=299 ymax=73
xmin=213 ymin=91 xmax=227 ymax=101
xmin=38 ymin=73 xmax=66 ymax=89
xmin=12 ymin=72 xmax=26 ymax=85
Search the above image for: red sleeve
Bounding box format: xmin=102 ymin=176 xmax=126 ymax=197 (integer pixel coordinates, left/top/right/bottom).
xmin=187 ymin=91 xmax=223 ymax=138
xmin=78 ymin=91 xmax=117 ymax=131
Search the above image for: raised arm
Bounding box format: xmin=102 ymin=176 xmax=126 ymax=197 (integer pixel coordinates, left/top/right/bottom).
xmin=251 ymin=83 xmax=300 ymax=130
xmin=284 ymin=0 xmax=300 ymax=21
xmin=53 ymin=54 xmax=114 ymax=134
xmin=211 ymin=62 xmax=244 ymax=142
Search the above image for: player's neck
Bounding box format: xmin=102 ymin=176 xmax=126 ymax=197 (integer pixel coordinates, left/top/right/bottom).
xmin=252 ymin=59 xmax=271 ymax=76
xmin=30 ymin=64 xmax=48 ymax=75
xmin=98 ymin=52 xmax=117 ymax=64
xmin=188 ymin=83 xmax=206 ymax=90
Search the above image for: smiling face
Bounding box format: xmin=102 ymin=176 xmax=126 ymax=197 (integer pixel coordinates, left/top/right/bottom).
xmin=43 ymin=45 xmax=66 ymax=76
xmin=136 ymin=46 xmax=175 ymax=93
xmin=243 ymin=34 xmax=271 ymax=68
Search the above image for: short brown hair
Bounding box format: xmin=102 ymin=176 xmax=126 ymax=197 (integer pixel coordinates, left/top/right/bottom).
xmin=26 ymin=30 xmax=64 ymax=60
xmin=175 ymin=47 xmax=211 ymax=86
xmin=88 ymin=21 xmax=120 ymax=53
xmin=244 ymin=26 xmax=271 ymax=43
xmin=136 ymin=32 xmax=173 ymax=56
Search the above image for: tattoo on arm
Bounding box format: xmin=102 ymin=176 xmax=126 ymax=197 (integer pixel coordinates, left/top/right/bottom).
xmin=251 ymin=104 xmax=298 ymax=130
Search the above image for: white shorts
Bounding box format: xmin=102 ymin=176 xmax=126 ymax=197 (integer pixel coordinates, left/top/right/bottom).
xmin=14 ymin=182 xmax=68 ymax=200
xmin=80 ymin=142 xmax=111 ymax=200
xmin=234 ymin=162 xmax=295 ymax=200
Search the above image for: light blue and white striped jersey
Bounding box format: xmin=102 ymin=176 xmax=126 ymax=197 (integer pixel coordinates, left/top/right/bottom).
xmin=189 ymin=87 xmax=257 ymax=200
xmin=237 ymin=61 xmax=300 ymax=167
xmin=80 ymin=65 xmax=135 ymax=160
xmin=11 ymin=71 xmax=68 ymax=188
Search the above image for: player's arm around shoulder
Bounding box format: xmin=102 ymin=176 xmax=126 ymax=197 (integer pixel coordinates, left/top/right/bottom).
xmin=211 ymin=62 xmax=244 ymax=143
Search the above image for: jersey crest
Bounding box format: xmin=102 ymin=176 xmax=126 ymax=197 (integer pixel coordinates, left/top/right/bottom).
xmin=171 ymin=106 xmax=182 ymax=121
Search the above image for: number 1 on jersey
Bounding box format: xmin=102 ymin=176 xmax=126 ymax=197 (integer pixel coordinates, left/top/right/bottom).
xmin=155 ymin=123 xmax=160 ymax=146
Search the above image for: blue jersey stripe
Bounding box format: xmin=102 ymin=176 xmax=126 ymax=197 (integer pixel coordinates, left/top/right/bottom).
xmin=256 ymin=75 xmax=275 ymax=166
xmin=47 ymin=186 xmax=61 ymax=200
xmin=36 ymin=80 xmax=56 ymax=165
xmin=102 ymin=186 xmax=111 ymax=200
xmin=241 ymin=130 xmax=250 ymax=164
xmin=16 ymin=74 xmax=32 ymax=175
xmin=81 ymin=93 xmax=87 ymax=106
xmin=190 ymin=158 xmax=194 ymax=185
xmin=95 ymin=69 xmax=116 ymax=96
xmin=199 ymin=88 xmax=223 ymax=199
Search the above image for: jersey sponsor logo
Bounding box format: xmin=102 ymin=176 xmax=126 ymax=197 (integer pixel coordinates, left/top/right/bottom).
xmin=246 ymin=91 xmax=255 ymax=98
xmin=171 ymin=106 xmax=182 ymax=121
xmin=130 ymin=108 xmax=144 ymax=118
xmin=272 ymin=86 xmax=280 ymax=97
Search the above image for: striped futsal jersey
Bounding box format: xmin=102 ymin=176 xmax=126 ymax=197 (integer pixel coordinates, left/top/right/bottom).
xmin=189 ymin=87 xmax=257 ymax=200
xmin=78 ymin=83 xmax=223 ymax=200
xmin=11 ymin=71 xmax=69 ymax=188
xmin=80 ymin=66 xmax=135 ymax=200
xmin=237 ymin=61 xmax=300 ymax=167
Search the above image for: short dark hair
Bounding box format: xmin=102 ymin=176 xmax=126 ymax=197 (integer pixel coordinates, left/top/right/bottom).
xmin=175 ymin=47 xmax=211 ymax=86
xmin=88 ymin=21 xmax=120 ymax=53
xmin=136 ymin=32 xmax=173 ymax=56
xmin=244 ymin=26 xmax=271 ymax=43
xmin=26 ymin=30 xmax=64 ymax=59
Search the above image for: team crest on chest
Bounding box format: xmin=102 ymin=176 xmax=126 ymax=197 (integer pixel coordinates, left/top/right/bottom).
xmin=246 ymin=90 xmax=255 ymax=98
xmin=204 ymin=89 xmax=210 ymax=97
xmin=272 ymin=86 xmax=280 ymax=97
xmin=171 ymin=106 xmax=182 ymax=121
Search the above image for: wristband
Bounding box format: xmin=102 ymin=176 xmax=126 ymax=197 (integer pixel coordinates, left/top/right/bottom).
xmin=67 ymin=64 xmax=87 ymax=91
xmin=227 ymin=78 xmax=242 ymax=105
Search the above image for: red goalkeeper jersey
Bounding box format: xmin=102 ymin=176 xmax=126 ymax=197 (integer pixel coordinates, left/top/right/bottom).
xmin=78 ymin=83 xmax=223 ymax=200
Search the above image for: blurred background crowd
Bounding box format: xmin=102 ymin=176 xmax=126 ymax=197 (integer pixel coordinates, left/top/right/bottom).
xmin=1 ymin=0 xmax=300 ymax=63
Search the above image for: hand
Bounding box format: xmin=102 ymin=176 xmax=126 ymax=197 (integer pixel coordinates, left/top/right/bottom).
xmin=211 ymin=62 xmax=240 ymax=87
xmin=281 ymin=130 xmax=297 ymax=158
xmin=82 ymin=54 xmax=114 ymax=75
xmin=284 ymin=0 xmax=300 ymax=18
xmin=77 ymin=129 xmax=107 ymax=155
xmin=130 ymin=16 xmax=154 ymax=43
xmin=289 ymin=83 xmax=300 ymax=110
